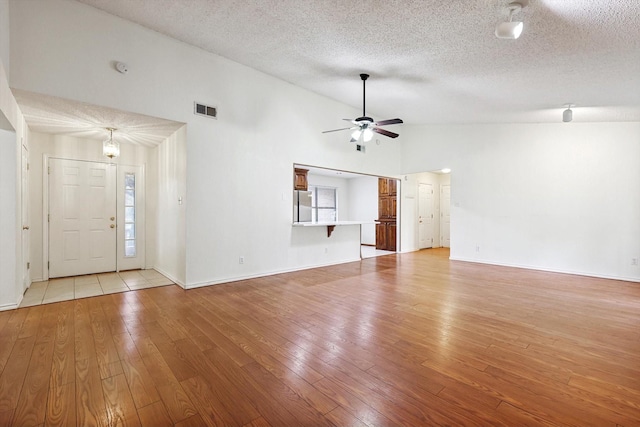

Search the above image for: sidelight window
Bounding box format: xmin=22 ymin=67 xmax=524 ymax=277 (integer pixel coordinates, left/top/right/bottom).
xmin=124 ymin=173 xmax=136 ymax=257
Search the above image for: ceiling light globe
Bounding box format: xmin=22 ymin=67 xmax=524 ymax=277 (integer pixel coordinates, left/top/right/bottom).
xmin=363 ymin=128 xmax=373 ymax=142
xmin=495 ymin=21 xmax=523 ymax=39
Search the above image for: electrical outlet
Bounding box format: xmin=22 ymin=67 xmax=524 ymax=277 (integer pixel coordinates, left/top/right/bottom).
xmin=324 ymin=247 xmax=328 ymax=254
xmin=475 ymin=246 xmax=480 ymax=252
xmin=632 ymin=258 xmax=639 ymax=266
xmin=239 ymin=256 xmax=244 ymax=264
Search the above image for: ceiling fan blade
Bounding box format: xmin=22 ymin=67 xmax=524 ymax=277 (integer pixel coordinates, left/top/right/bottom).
xmin=374 ymin=118 xmax=403 ymax=126
xmin=322 ymin=127 xmax=355 ymax=134
xmin=372 ymin=127 xmax=399 ymax=138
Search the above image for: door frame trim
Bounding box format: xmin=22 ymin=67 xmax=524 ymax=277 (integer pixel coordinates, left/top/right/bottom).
xmin=418 ymin=182 xmax=434 ymax=250
xmin=43 ymin=155 xmax=146 ymax=280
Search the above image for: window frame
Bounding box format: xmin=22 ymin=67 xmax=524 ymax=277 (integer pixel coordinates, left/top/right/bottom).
xmin=309 ymin=185 xmax=338 ymax=222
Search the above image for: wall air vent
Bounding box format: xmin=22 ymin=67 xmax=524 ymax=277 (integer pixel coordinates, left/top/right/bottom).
xmin=356 ymin=144 xmax=366 ymax=153
xmin=194 ymin=102 xmax=217 ymax=119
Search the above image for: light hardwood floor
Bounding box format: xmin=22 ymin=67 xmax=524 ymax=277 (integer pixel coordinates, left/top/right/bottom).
xmin=1 ymin=248 xmax=639 ymax=426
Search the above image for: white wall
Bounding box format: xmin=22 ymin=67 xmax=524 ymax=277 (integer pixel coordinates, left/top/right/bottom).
xmin=347 ymin=176 xmax=378 ymax=245
xmin=154 ymin=127 xmax=186 ymax=285
xmin=8 ymin=0 xmax=403 ymax=288
xmin=0 ymin=0 xmax=8 ymax=79
xmin=0 ymin=127 xmax=17 ymax=309
xmin=402 ymin=123 xmax=640 ymax=282
xmin=0 ymin=28 xmax=26 ymax=309
xmin=27 ymin=131 xmax=159 ymax=281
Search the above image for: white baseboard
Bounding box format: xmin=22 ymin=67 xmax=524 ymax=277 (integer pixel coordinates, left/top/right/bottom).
xmin=449 ymin=256 xmax=640 ymax=283
xmin=185 ymin=257 xmax=362 ymax=290
xmin=152 ymin=266 xmax=186 ymax=289
xmin=0 ymin=300 xmax=19 ymax=311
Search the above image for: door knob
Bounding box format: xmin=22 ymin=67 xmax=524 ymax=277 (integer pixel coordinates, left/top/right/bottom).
xmin=110 ymin=217 xmax=115 ymax=221
xmin=22 ymin=226 xmax=29 ymax=230
xmin=110 ymin=224 xmax=115 ymax=229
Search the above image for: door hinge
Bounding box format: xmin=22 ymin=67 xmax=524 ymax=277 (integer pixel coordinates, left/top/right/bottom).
xmin=47 ymin=261 xmax=50 ymax=270
xmin=27 ymin=163 xmax=30 ymax=171
xmin=48 ymin=214 xmax=50 ymax=222
xmin=27 ymin=262 xmax=30 ymax=269
xmin=48 ymin=166 xmax=51 ymax=174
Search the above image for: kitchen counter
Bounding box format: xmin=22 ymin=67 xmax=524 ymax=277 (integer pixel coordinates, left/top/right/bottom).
xmin=293 ymin=221 xmax=378 ymax=238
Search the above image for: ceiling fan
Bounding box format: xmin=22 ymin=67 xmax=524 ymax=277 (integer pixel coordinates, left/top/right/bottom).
xmin=323 ymin=73 xmax=403 ymax=143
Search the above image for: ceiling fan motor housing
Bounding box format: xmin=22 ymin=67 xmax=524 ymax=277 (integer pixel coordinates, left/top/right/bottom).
xmin=355 ymin=116 xmax=374 ymax=123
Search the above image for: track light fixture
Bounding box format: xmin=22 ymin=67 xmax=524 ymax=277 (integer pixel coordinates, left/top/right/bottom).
xmin=496 ymin=2 xmax=524 ymax=39
xmin=563 ymin=104 xmax=574 ymax=123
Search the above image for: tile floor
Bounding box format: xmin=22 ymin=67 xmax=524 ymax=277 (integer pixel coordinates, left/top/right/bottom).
xmin=361 ymin=245 xmax=396 ymax=259
xmin=19 ymin=269 xmax=175 ymax=308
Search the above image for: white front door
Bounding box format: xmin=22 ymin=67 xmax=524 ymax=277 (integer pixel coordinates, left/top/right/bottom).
xmin=49 ymin=159 xmax=117 ymax=278
xmin=21 ymin=144 xmax=30 ymax=291
xmin=418 ymin=183 xmax=433 ymax=249
xmin=441 ymin=184 xmax=451 ymax=248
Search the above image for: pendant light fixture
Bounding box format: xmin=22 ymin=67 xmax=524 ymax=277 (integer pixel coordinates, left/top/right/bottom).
xmin=102 ymin=127 xmax=120 ymax=158
xmin=563 ymin=104 xmax=574 ymax=123
xmin=495 ymin=2 xmax=524 ymax=39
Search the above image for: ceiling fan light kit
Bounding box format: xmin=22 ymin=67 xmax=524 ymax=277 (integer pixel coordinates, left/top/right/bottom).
xmin=496 ymin=2 xmax=524 ymax=39
xmin=323 ymin=73 xmax=403 ymax=149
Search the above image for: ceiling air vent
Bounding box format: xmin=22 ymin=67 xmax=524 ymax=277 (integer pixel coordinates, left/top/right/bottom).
xmin=194 ymin=102 xmax=217 ymax=119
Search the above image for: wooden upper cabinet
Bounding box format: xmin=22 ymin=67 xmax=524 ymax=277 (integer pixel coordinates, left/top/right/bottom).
xmin=378 ymin=178 xmax=398 ymax=219
xmin=294 ymin=168 xmax=308 ymax=190
xmin=378 ymin=177 xmax=398 ymax=196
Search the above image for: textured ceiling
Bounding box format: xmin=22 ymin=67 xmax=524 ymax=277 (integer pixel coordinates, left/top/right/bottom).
xmin=73 ymin=0 xmax=640 ymax=124
xmin=13 ymin=89 xmax=184 ymax=146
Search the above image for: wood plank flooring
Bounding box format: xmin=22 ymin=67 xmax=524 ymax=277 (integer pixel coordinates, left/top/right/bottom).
xmin=1 ymin=248 xmax=639 ymax=426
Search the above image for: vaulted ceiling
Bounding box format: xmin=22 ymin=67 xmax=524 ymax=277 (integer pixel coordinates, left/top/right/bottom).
xmin=73 ymin=0 xmax=640 ymax=124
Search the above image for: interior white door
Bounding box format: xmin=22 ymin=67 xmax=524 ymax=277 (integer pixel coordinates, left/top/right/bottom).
xmin=49 ymin=159 xmax=117 ymax=278
xmin=418 ymin=183 xmax=434 ymax=249
xmin=21 ymin=144 xmax=30 ymax=292
xmin=441 ymin=184 xmax=451 ymax=248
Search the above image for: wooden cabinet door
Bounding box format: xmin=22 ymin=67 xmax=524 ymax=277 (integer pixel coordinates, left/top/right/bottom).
xmin=294 ymin=168 xmax=308 ymax=190
xmin=388 ymin=179 xmax=397 ymax=196
xmin=390 ymin=197 xmax=397 ymax=218
xmin=387 ymin=223 xmax=397 ymax=251
xmin=378 ymin=177 xmax=389 ymax=196
xmin=379 ymin=198 xmax=392 ymax=219
xmin=376 ymin=223 xmax=387 ymax=250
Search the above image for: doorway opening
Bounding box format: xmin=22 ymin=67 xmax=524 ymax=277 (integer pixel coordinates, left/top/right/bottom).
xmin=45 ymin=157 xmax=145 ymax=279
xmin=401 ymin=170 xmax=451 ymax=253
